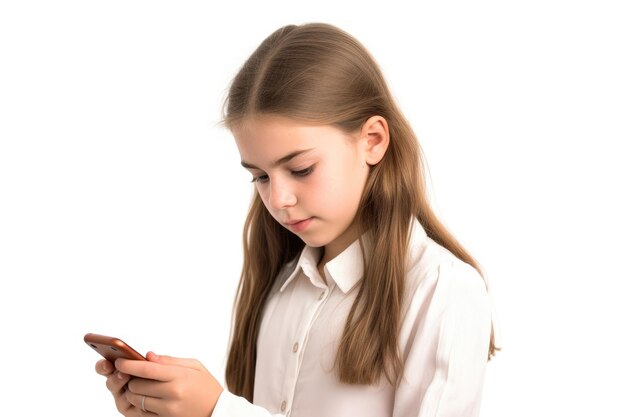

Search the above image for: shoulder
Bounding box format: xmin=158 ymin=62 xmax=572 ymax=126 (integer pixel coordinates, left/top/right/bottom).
xmin=397 ymin=220 xmax=495 ymax=360
xmin=404 ymin=222 xmax=489 ymax=315
xmin=398 ymin=225 xmax=492 ymax=355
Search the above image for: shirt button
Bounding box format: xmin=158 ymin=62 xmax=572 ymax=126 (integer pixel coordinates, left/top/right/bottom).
xmin=292 ymin=342 xmax=299 ymax=353
xmin=281 ymin=401 xmax=287 ymax=412
xmin=318 ymin=291 xmax=326 ymax=300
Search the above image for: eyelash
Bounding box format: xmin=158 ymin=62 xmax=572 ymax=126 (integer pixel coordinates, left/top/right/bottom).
xmin=250 ymin=166 xmax=315 ymax=183
xmin=250 ymin=174 xmax=268 ymax=184
xmin=293 ymin=166 xmax=314 ymax=177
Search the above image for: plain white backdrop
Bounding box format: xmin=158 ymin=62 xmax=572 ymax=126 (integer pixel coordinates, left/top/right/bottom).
xmin=1 ymin=1 xmax=625 ymax=415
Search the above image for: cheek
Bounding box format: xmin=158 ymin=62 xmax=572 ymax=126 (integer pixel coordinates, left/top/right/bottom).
xmin=314 ymin=162 xmax=366 ymax=211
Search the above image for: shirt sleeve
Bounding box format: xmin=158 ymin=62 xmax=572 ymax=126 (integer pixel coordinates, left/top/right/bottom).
xmin=212 ymin=390 xmax=283 ymax=417
xmin=393 ymin=261 xmax=493 ymax=417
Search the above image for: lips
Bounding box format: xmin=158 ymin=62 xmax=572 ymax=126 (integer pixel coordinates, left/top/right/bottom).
xmin=285 ymin=217 xmax=313 ymax=233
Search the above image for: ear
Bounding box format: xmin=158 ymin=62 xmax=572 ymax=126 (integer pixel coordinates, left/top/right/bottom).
xmin=359 ymin=116 xmax=390 ymax=165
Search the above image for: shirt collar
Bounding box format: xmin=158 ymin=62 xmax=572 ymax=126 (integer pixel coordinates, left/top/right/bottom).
xmin=278 ymin=238 xmax=366 ymax=294
xmin=278 ymin=218 xmax=428 ymax=294
xmin=323 ymin=238 xmax=367 ymax=293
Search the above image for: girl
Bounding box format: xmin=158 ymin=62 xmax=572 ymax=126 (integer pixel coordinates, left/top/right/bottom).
xmin=96 ymin=22 xmax=499 ymax=417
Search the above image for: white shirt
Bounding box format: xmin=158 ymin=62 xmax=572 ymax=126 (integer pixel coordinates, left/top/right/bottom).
xmin=213 ymin=220 xmax=498 ymax=417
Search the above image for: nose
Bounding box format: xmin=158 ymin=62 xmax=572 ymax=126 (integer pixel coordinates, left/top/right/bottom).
xmin=268 ymin=178 xmax=297 ymax=210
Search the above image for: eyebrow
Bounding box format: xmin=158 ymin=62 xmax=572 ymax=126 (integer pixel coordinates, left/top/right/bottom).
xmin=241 ymin=149 xmax=314 ymax=170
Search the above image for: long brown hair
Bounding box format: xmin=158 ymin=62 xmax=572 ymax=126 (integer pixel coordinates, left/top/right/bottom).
xmin=222 ymin=23 xmax=497 ymax=401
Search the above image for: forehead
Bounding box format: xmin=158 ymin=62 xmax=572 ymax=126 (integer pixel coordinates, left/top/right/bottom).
xmin=232 ymin=116 xmax=352 ymax=161
xmin=233 ymin=116 xmax=326 ymax=142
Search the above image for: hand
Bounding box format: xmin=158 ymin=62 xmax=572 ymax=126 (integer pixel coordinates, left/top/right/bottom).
xmin=115 ymin=352 xmax=224 ymax=417
xmin=95 ymin=359 xmax=134 ymax=415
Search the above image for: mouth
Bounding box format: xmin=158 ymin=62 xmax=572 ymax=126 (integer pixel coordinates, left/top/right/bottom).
xmin=284 ymin=217 xmax=313 ymax=233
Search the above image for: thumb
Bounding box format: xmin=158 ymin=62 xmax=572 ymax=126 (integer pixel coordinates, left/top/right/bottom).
xmin=146 ymin=352 xmax=205 ymax=371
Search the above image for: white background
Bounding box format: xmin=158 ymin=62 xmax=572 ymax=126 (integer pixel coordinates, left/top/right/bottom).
xmin=1 ymin=1 xmax=624 ymax=416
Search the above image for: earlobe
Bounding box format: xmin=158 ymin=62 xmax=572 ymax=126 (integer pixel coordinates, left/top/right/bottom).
xmin=361 ymin=116 xmax=390 ymax=166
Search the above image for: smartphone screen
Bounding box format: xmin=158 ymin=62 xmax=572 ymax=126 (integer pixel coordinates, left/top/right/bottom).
xmin=84 ymin=333 xmax=146 ymax=362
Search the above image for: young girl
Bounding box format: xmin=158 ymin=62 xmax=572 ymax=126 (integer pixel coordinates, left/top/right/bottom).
xmin=95 ymin=22 xmax=499 ymax=417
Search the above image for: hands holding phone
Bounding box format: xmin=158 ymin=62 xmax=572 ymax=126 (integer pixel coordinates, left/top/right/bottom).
xmin=90 ymin=335 xmax=224 ymax=417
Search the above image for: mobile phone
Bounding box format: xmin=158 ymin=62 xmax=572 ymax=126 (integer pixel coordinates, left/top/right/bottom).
xmin=84 ymin=333 xmax=146 ymax=362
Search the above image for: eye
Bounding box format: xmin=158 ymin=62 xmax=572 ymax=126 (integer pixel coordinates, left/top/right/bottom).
xmin=291 ymin=166 xmax=314 ymax=177
xmin=251 ymin=174 xmax=269 ymax=184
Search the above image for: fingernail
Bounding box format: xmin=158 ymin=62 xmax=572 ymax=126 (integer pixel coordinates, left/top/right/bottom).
xmin=116 ymin=371 xmax=125 ymax=380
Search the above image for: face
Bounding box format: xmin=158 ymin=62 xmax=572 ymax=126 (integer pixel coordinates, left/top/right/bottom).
xmin=232 ymin=116 xmax=371 ymax=262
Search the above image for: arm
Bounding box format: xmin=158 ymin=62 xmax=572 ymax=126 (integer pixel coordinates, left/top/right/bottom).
xmin=393 ymin=262 xmax=492 ymax=417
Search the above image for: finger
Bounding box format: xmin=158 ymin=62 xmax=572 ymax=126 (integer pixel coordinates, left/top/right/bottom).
xmin=106 ymin=370 xmax=131 ymax=395
xmin=115 ymin=358 xmax=179 ymax=382
xmin=95 ymin=359 xmax=114 ymax=376
xmin=125 ymin=391 xmax=158 ymax=415
xmin=113 ymin=390 xmax=134 ymax=417
xmin=104 ymin=372 xmax=135 ymax=416
xmin=146 ymin=352 xmax=206 ymax=371
xmin=127 ymin=378 xmax=173 ymax=399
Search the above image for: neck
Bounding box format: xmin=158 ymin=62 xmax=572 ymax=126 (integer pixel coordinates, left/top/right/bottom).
xmin=321 ymin=222 xmax=360 ymax=266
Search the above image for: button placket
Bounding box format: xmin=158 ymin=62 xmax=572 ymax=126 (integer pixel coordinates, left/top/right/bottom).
xmin=282 ymin=278 xmax=332 ymax=416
